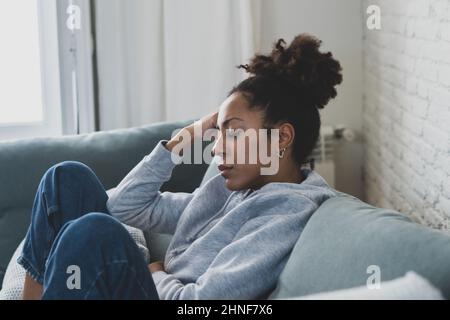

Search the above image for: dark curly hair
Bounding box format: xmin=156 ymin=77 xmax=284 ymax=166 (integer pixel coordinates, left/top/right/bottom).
xmin=229 ymin=34 xmax=343 ymax=166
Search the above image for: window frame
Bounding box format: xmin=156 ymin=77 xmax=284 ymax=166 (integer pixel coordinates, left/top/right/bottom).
xmin=57 ymin=0 xmax=97 ymax=135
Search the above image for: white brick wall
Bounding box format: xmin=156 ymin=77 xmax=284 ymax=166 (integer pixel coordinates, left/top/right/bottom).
xmin=363 ymin=0 xmax=450 ymax=229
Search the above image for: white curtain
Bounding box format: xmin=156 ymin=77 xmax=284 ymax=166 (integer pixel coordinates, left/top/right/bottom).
xmin=95 ymin=0 xmax=261 ymax=130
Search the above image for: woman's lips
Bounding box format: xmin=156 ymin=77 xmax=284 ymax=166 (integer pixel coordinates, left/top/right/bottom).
xmin=218 ymin=164 xmax=234 ymax=173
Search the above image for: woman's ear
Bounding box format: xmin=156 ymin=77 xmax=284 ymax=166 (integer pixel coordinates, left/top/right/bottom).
xmin=278 ymin=122 xmax=295 ymax=150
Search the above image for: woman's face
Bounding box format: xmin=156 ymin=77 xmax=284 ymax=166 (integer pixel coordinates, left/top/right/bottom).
xmin=213 ymin=92 xmax=276 ymax=191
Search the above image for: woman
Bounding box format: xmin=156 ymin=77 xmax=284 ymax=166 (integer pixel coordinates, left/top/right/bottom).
xmin=18 ymin=34 xmax=343 ymax=300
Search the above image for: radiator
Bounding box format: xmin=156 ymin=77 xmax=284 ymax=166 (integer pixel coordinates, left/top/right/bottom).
xmin=304 ymin=126 xmax=336 ymax=188
xmin=304 ymin=125 xmax=355 ymax=188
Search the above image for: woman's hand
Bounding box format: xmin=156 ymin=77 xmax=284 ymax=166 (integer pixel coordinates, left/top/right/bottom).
xmin=148 ymin=261 xmax=165 ymax=273
xmin=193 ymin=111 xmax=219 ymax=138
xmin=165 ymin=112 xmax=218 ymax=153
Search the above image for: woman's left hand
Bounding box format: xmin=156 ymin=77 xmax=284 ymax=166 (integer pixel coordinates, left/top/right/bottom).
xmin=148 ymin=261 xmax=165 ymax=273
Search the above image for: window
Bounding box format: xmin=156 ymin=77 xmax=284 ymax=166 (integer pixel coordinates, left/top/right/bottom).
xmin=0 ymin=0 xmax=62 ymax=141
xmin=0 ymin=1 xmax=43 ymax=124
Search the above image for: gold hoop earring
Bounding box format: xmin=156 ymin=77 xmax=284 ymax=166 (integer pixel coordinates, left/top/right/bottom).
xmin=279 ymin=148 xmax=287 ymax=159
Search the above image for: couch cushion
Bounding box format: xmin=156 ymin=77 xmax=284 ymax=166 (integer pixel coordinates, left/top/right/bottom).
xmin=200 ymin=156 xmax=220 ymax=186
xmin=0 ymin=208 xmax=30 ymax=283
xmin=287 ymin=271 xmax=444 ymax=300
xmin=270 ymin=193 xmax=450 ymax=299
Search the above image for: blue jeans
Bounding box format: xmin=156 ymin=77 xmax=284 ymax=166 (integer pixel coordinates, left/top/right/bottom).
xmin=17 ymin=161 xmax=159 ymax=300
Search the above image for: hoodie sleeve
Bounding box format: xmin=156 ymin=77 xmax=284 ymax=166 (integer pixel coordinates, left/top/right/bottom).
xmin=106 ymin=140 xmax=196 ymax=234
xmin=152 ymin=200 xmax=317 ymax=299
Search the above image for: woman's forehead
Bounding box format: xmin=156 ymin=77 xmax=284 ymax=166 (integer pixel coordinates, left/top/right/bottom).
xmin=218 ymin=93 xmax=262 ymax=127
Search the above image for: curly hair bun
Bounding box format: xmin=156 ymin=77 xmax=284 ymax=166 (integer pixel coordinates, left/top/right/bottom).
xmin=240 ymin=34 xmax=343 ymax=109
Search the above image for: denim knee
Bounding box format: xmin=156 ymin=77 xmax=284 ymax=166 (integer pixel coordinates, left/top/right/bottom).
xmin=57 ymin=213 xmax=126 ymax=248
xmin=44 ymin=161 xmax=94 ymax=182
xmin=40 ymin=161 xmax=96 ymax=198
xmin=39 ymin=161 xmax=106 ymax=216
xmin=45 ymin=213 xmax=139 ymax=275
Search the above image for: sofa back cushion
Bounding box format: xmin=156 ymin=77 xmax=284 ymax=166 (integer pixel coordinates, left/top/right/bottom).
xmin=200 ymin=156 xmax=220 ymax=186
xmin=270 ymin=193 xmax=450 ymax=299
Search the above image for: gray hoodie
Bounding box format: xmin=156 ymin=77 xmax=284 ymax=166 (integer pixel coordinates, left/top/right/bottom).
xmin=107 ymin=140 xmax=337 ymax=299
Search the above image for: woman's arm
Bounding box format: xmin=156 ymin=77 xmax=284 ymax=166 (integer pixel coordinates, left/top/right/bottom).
xmin=107 ymin=112 xmax=218 ymax=234
xmin=151 ymin=199 xmax=317 ymax=299
xmin=106 ymin=140 xmax=194 ymax=234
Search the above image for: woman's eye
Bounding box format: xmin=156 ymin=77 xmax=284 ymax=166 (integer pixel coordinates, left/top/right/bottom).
xmin=226 ymin=129 xmax=243 ymax=138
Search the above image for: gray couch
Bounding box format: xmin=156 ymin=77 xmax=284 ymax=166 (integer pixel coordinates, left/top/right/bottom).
xmin=1 ymin=120 xmax=450 ymax=299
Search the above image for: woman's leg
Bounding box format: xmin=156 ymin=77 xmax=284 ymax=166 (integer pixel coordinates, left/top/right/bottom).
xmin=18 ymin=161 xmax=110 ymax=298
xmin=42 ymin=213 xmax=158 ymax=300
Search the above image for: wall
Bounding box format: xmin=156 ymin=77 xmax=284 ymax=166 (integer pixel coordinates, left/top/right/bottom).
xmin=363 ymin=0 xmax=450 ymax=228
xmin=260 ymin=0 xmax=365 ymax=199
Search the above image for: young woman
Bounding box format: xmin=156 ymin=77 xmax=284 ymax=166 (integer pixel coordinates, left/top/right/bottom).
xmin=18 ymin=34 xmax=343 ymax=300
